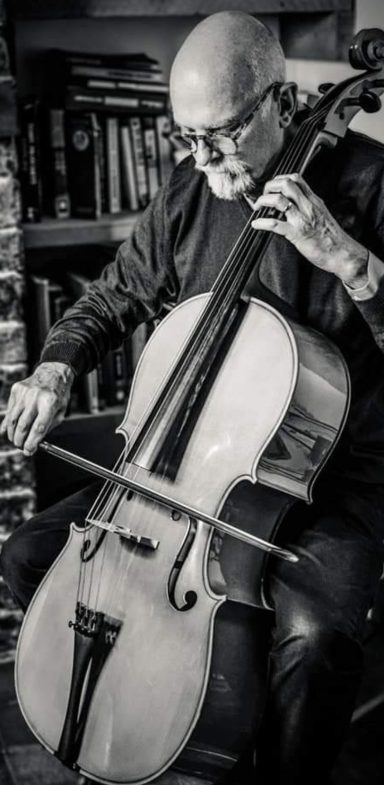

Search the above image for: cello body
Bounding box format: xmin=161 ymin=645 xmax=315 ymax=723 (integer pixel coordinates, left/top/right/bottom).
xmin=15 ymin=295 xmax=349 ymax=784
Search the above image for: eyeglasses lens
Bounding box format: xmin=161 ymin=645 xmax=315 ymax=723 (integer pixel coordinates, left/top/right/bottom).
xmin=181 ymin=134 xmax=237 ymax=154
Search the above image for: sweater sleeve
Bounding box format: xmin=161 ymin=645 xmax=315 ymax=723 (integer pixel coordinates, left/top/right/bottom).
xmin=350 ymin=265 xmax=384 ymax=352
xmin=39 ymin=182 xmax=179 ymax=376
xmin=344 ymin=162 xmax=384 ymax=354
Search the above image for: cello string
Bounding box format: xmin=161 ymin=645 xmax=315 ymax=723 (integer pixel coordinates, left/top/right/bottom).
xmin=82 ymin=112 xmax=325 ymax=498
xmin=85 ymin=119 xmax=320 ymax=596
xmin=76 ymin=440 xmax=131 ymax=610
xmin=78 ymin=110 xmax=323 ymax=608
xmin=120 ymin=111 xmax=325 ymax=462
xmin=121 ymin=117 xmax=321 ymax=461
xmin=91 ymin=445 xmax=133 ymax=612
xmin=77 ymin=103 xmax=329 ymax=612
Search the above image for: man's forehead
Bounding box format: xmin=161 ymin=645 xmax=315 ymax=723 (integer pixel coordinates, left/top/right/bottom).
xmin=172 ymin=89 xmax=253 ymax=132
xmin=177 ymin=110 xmax=244 ymax=133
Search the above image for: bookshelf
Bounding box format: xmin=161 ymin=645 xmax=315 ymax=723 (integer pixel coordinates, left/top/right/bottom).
xmin=11 ymin=0 xmax=352 ymax=20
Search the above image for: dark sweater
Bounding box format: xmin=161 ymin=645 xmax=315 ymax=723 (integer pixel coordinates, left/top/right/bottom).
xmin=41 ymin=131 xmax=384 ymax=484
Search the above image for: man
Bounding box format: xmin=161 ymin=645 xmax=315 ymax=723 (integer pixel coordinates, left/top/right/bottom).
xmin=2 ymin=11 xmax=384 ymax=785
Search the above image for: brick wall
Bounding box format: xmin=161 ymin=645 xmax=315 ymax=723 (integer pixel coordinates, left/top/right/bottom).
xmin=0 ymin=3 xmax=36 ymax=659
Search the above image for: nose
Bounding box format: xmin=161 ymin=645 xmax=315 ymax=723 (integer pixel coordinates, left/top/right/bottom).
xmin=193 ymin=137 xmax=213 ymax=167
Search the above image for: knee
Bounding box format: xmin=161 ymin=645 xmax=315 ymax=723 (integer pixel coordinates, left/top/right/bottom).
xmin=1 ymin=529 xmax=22 ymax=585
xmin=276 ymin=611 xmax=363 ymax=673
xmin=0 ymin=526 xmax=34 ymax=609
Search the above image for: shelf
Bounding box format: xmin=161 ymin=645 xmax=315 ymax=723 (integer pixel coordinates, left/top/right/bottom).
xmin=11 ymin=0 xmax=352 ymax=20
xmin=22 ymin=212 xmax=141 ymax=249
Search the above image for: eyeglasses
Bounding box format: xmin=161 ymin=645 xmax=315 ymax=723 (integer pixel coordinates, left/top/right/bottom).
xmin=177 ymin=82 xmax=282 ymax=155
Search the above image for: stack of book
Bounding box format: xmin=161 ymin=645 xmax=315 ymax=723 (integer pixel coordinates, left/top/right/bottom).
xmin=20 ymin=49 xmax=174 ymax=222
xmin=30 ymin=270 xmax=149 ymax=415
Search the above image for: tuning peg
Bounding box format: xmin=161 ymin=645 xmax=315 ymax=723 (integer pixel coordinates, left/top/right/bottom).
xmin=318 ymin=83 xmax=335 ymax=94
xmin=359 ymin=90 xmax=382 ymax=112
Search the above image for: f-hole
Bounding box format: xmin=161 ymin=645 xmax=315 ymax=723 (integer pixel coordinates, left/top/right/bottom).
xmin=168 ymin=519 xmax=198 ymax=611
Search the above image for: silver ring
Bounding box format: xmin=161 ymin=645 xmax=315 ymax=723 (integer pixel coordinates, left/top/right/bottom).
xmin=283 ymin=200 xmax=293 ymax=213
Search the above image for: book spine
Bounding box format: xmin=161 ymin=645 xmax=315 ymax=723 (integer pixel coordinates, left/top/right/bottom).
xmin=120 ymin=123 xmax=139 ymax=211
xmin=70 ymin=65 xmax=163 ymax=82
xmin=48 ymin=281 xmax=66 ymax=326
xmin=96 ymin=363 xmax=107 ymax=410
xmin=130 ymin=117 xmax=148 ymax=209
xmin=86 ymin=79 xmax=168 ymax=94
xmin=19 ymin=99 xmax=42 ymax=222
xmin=142 ymin=116 xmax=160 ymax=201
xmin=97 ymin=115 xmax=108 ymax=214
xmin=106 ymin=116 xmax=122 ymax=214
xmin=66 ymin=112 xmax=102 ymax=219
xmin=63 ymin=54 xmax=160 ymax=72
xmin=47 ymin=108 xmax=71 ymax=219
xmin=81 ymin=370 xmax=99 ymax=415
xmin=30 ymin=275 xmax=51 ymax=356
xmin=155 ymin=115 xmax=173 ymax=185
xmin=131 ymin=323 xmax=148 ymax=372
xmin=112 ymin=347 xmax=128 ymax=404
xmin=65 ymin=85 xmax=166 ymax=114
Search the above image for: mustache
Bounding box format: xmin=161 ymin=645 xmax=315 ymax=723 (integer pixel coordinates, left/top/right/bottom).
xmin=195 ymin=156 xmax=252 ymax=177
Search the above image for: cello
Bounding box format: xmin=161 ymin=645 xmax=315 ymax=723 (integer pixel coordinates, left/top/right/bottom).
xmin=14 ymin=28 xmax=384 ymax=785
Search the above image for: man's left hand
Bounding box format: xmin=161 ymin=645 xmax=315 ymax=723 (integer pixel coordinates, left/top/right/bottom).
xmin=252 ymin=173 xmax=369 ymax=288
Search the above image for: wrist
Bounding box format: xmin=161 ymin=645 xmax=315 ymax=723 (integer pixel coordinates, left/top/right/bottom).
xmin=36 ymin=361 xmax=75 ymax=385
xmin=337 ymin=246 xmax=369 ymax=289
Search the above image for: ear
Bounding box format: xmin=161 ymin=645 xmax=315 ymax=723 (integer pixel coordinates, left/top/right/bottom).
xmin=277 ymin=82 xmax=298 ymax=128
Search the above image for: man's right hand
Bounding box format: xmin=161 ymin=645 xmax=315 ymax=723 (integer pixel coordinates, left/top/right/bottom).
xmin=0 ymin=362 xmax=75 ymax=456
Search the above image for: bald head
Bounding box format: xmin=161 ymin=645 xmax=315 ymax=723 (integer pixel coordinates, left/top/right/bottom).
xmin=170 ymin=12 xmax=286 ymax=127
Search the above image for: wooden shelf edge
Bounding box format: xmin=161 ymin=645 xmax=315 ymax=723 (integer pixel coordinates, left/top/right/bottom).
xmin=11 ymin=0 xmax=353 ymax=20
xmin=22 ymin=212 xmax=141 ymax=249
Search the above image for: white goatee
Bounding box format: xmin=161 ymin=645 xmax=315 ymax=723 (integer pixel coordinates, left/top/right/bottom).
xmin=196 ymin=156 xmax=255 ymax=200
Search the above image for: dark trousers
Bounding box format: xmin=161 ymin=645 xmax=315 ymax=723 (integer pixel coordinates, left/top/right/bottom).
xmin=1 ymin=476 xmax=384 ymax=785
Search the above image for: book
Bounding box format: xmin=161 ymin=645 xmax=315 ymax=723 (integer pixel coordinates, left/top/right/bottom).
xmin=30 ymin=274 xmax=58 ymax=353
xmin=129 ymin=117 xmax=148 ymax=209
xmin=98 ymin=116 xmax=108 ymax=214
xmin=131 ymin=323 xmax=148 ymax=372
xmin=70 ymin=65 xmax=164 ymax=83
xmin=19 ymin=98 xmax=42 ymax=222
xmin=48 ymin=49 xmax=161 ymax=73
xmin=30 ymin=275 xmax=68 ymax=360
xmin=120 ymin=122 xmax=139 ymax=211
xmin=105 ymin=117 xmax=122 ymax=214
xmin=112 ymin=347 xmax=129 ymax=404
xmin=155 ymin=115 xmax=174 ymax=185
xmin=65 ymin=85 xmax=167 ymax=115
xmin=80 ymin=369 xmax=99 ymax=415
xmin=66 ymin=112 xmax=102 ymax=219
xmin=84 ymin=79 xmax=168 ymax=94
xmin=142 ymin=115 xmax=160 ymax=201
xmin=43 ymin=108 xmax=71 ymax=219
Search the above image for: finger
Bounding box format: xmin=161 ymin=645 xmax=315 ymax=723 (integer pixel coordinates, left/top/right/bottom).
xmin=266 ymin=172 xmax=307 ymax=190
xmin=22 ymin=406 xmax=65 ymax=456
xmin=12 ymin=402 xmax=39 ymax=450
xmin=0 ymin=386 xmax=17 ymax=434
xmin=254 ymin=192 xmax=295 ymax=215
xmin=251 ymin=217 xmax=288 ymax=236
xmin=4 ymin=397 xmax=28 ymax=444
xmin=264 ymin=177 xmax=305 ymax=207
